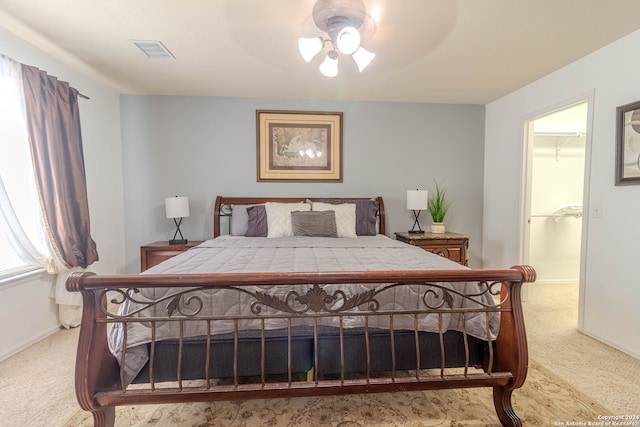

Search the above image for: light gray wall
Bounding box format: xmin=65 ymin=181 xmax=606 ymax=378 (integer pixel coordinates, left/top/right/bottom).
xmin=121 ymin=96 xmax=485 ymax=272
xmin=484 ymin=29 xmax=640 ymax=358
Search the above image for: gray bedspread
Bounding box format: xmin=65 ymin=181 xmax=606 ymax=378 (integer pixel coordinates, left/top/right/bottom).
xmin=109 ymin=235 xmax=499 ymax=383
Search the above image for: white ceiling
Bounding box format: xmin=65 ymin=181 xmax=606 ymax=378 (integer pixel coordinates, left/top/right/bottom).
xmin=1 ymin=0 xmax=640 ymax=105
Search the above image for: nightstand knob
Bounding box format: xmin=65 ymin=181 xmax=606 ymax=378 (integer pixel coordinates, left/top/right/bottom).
xmin=433 ymin=247 xmax=449 ymax=258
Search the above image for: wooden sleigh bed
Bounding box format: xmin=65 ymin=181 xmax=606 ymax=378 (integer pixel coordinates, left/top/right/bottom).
xmin=67 ymin=196 xmax=536 ymax=427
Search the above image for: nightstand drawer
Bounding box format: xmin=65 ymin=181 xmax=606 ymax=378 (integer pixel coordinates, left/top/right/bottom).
xmin=140 ymin=241 xmax=204 ymax=272
xmin=395 ymin=232 xmax=469 ymax=266
xmin=145 ymin=250 xmax=185 ymax=270
xmin=426 ymin=245 xmax=464 ymax=263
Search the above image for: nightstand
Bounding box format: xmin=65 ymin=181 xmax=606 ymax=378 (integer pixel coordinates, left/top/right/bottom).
xmin=395 ymin=231 xmax=469 ymax=266
xmin=140 ymin=240 xmax=204 ymax=272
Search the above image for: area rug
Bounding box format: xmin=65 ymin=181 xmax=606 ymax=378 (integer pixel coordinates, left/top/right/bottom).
xmin=61 ymin=359 xmax=611 ymax=427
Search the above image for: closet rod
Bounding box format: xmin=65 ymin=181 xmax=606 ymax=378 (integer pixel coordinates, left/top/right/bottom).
xmin=534 ymin=131 xmax=584 ymax=137
xmin=530 ymin=214 xmax=582 ymax=218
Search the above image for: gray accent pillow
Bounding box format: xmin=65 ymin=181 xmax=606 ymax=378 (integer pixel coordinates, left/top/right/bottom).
xmin=291 ymin=210 xmax=338 ymax=237
xmin=246 ymin=205 xmax=268 ymax=237
xmin=318 ymin=199 xmax=378 ymax=235
xmin=230 ymin=204 xmax=252 ymax=236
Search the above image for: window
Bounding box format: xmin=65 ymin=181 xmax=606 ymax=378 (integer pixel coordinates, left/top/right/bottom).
xmin=0 ymin=61 xmax=44 ymax=279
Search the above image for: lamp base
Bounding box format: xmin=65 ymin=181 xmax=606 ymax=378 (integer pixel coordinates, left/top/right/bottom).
xmin=169 ymin=239 xmax=188 ymax=245
xmin=409 ymin=210 xmax=425 ymax=234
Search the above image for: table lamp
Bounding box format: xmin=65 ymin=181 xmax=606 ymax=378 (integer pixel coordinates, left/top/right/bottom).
xmin=165 ymin=196 xmax=190 ymax=244
xmin=406 ymin=189 xmax=429 ymax=233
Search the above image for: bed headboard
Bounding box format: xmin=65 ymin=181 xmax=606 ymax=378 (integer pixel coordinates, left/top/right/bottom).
xmin=213 ymin=196 xmax=386 ymax=238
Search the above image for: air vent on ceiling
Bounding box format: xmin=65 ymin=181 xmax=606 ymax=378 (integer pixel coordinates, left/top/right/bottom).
xmin=129 ymin=40 xmax=175 ymax=59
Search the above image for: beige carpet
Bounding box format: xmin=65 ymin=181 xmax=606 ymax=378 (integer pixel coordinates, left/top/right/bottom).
xmin=60 ymin=358 xmax=610 ymax=427
xmin=524 ymin=282 xmax=640 ymax=413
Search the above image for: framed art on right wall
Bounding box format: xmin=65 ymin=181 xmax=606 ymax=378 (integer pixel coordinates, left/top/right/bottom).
xmin=616 ymin=100 xmax=640 ymax=185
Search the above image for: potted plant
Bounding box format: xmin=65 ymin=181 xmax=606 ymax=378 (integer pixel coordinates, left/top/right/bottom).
xmin=427 ymin=180 xmax=450 ymax=234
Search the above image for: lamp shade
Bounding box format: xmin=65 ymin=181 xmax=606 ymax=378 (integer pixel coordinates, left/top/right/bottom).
xmin=352 ymin=46 xmax=375 ymax=72
xmin=298 ymin=37 xmax=323 ymax=62
xmin=319 ymin=51 xmax=339 ymax=77
xmin=406 ymin=190 xmax=429 ymax=210
xmin=336 ymin=26 xmax=361 ymax=55
xmin=165 ymin=196 xmax=190 ymax=219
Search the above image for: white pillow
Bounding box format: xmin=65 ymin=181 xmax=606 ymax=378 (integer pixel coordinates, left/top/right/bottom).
xmin=312 ymin=202 xmax=357 ymax=238
xmin=265 ymin=202 xmax=310 ymax=237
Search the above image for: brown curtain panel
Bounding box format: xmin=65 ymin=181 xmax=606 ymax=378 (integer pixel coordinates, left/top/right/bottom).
xmin=21 ymin=64 xmax=98 ymax=269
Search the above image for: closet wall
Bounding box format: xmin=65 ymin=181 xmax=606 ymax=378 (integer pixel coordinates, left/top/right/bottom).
xmin=528 ymin=133 xmax=585 ymax=283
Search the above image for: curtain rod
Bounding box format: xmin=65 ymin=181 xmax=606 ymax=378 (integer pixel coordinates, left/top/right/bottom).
xmin=3 ymin=54 xmax=91 ymax=100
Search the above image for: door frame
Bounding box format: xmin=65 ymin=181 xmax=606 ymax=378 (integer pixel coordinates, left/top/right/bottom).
xmin=519 ymin=91 xmax=595 ymax=331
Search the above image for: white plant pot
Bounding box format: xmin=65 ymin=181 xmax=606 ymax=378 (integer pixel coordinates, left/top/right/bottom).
xmin=431 ymin=222 xmax=445 ymax=234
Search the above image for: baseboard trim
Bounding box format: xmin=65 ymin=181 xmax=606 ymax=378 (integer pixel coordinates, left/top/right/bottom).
xmin=0 ymin=325 xmax=61 ymax=362
xmin=578 ymin=328 xmax=640 ymax=361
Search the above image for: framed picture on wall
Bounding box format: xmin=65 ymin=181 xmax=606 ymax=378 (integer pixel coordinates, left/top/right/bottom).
xmin=615 ymin=100 xmax=640 ymax=185
xmin=256 ymin=110 xmax=343 ymax=182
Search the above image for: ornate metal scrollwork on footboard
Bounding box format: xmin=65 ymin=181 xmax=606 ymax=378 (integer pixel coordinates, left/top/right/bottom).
xmin=97 ymin=280 xmax=509 ymax=320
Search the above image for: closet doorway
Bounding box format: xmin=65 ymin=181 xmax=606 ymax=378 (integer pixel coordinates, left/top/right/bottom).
xmin=521 ymin=96 xmax=592 ymax=328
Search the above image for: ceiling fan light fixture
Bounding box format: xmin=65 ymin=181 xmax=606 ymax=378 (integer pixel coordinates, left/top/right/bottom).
xmin=319 ymin=50 xmax=339 ymax=77
xmin=352 ymin=46 xmax=375 ymax=72
xmin=336 ymin=26 xmax=360 ymax=55
xmin=298 ymin=37 xmax=324 ymax=62
xmin=299 ymin=0 xmax=376 ymax=76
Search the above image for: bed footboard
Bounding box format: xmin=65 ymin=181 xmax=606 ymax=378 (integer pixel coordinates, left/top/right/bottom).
xmin=67 ymin=266 xmax=535 ymax=427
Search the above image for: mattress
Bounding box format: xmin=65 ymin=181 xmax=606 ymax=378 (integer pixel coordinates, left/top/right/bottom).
xmin=109 ymin=235 xmax=499 ymax=383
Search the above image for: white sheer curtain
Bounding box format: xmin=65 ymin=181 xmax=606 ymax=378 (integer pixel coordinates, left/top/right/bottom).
xmin=0 ymin=54 xmax=81 ymax=327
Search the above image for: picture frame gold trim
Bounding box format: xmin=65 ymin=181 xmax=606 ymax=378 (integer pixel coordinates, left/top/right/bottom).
xmin=616 ymin=100 xmax=640 ymax=185
xmin=256 ymin=110 xmax=343 ymax=182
